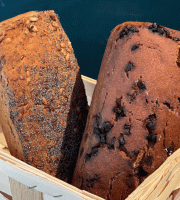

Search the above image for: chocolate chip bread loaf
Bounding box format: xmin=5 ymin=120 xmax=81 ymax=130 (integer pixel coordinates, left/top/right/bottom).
xmin=0 ymin=10 xmax=88 ymax=182
xmin=72 ymin=22 xmax=180 ymax=199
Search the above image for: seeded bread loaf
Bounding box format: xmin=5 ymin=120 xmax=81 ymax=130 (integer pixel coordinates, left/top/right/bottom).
xmin=0 ymin=10 xmax=88 ymax=182
xmin=72 ymin=22 xmax=180 ymax=199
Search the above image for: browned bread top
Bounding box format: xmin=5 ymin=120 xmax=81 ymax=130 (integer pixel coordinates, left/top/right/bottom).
xmin=0 ymin=10 xmax=88 ymax=182
xmin=72 ymin=22 xmax=180 ymax=199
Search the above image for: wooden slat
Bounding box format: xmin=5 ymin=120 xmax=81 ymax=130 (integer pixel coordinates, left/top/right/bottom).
xmin=9 ymin=178 xmax=43 ymax=200
xmin=81 ymin=75 xmax=97 ymax=105
xmin=0 ymin=150 xmax=103 ymax=200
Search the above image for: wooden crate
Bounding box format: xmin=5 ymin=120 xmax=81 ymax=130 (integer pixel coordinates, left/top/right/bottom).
xmin=0 ymin=75 xmax=180 ymax=200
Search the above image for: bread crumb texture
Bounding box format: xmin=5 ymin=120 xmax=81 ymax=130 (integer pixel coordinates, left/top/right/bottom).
xmin=72 ymin=22 xmax=180 ymax=199
xmin=0 ymin=10 xmax=88 ymax=182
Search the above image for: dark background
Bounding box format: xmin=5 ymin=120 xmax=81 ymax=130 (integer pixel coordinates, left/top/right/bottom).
xmin=0 ymin=0 xmax=180 ymax=79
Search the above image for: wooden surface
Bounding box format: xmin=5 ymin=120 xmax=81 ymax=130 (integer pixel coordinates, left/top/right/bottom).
xmin=81 ymin=75 xmax=97 ymax=105
xmin=9 ymin=178 xmax=43 ymax=200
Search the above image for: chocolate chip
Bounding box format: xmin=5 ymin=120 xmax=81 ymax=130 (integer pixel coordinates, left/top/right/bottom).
xmin=137 ymin=80 xmax=146 ymax=90
xmin=101 ymin=121 xmax=113 ymax=133
xmin=128 ymin=26 xmax=139 ymax=33
xmin=124 ymin=62 xmax=135 ymax=72
xmin=135 ymin=166 xmax=148 ymax=177
xmin=157 ymin=28 xmax=165 ymax=35
xmin=108 ymin=137 xmax=116 ymax=150
xmin=91 ymin=146 xmax=99 ymax=156
xmin=146 ymin=121 xmax=156 ymax=131
xmin=131 ymin=44 xmax=139 ymax=51
xmin=86 ymin=174 xmax=100 ymax=188
xmin=120 ymin=27 xmax=128 ymax=39
xmin=164 ymin=29 xmax=170 ymax=37
xmin=148 ymin=22 xmax=158 ymax=32
xmin=120 ymin=26 xmax=139 ymax=39
xmin=100 ymin=135 xmax=106 ymax=143
xmin=146 ymin=133 xmax=157 ymax=143
xmin=113 ymin=97 xmax=126 ymax=120
xmin=163 ymin=101 xmax=173 ymax=110
xmin=126 ymin=175 xmax=134 ymax=188
xmin=119 ymin=135 xmax=125 ymax=145
xmin=93 ymin=127 xmax=101 ymax=140
xmin=144 ymin=155 xmax=153 ymax=166
xmin=85 ymin=153 xmax=91 ymax=162
xmin=173 ymin=37 xmax=180 ymax=41
xmin=123 ymin=123 xmax=131 ymax=136
xmin=167 ymin=145 xmax=174 ymax=155
xmin=148 ymin=113 xmax=156 ymax=120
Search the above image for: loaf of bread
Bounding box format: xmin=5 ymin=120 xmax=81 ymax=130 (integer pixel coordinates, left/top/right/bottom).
xmin=72 ymin=22 xmax=180 ymax=199
xmin=0 ymin=10 xmax=88 ymax=182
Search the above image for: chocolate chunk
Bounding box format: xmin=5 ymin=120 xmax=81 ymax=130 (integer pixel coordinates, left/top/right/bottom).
xmin=157 ymin=28 xmax=165 ymax=35
xmin=128 ymin=26 xmax=139 ymax=33
xmin=163 ymin=101 xmax=170 ymax=109
xmin=120 ymin=27 xmax=128 ymax=39
xmin=167 ymin=145 xmax=174 ymax=155
xmin=144 ymin=155 xmax=153 ymax=166
xmin=108 ymin=137 xmax=116 ymax=150
xmin=135 ymin=166 xmax=148 ymax=177
xmin=86 ymin=174 xmax=100 ymax=188
xmin=146 ymin=133 xmax=157 ymax=143
xmin=85 ymin=153 xmax=91 ymax=162
xmin=148 ymin=22 xmax=158 ymax=32
xmin=93 ymin=127 xmax=101 ymax=140
xmin=92 ymin=146 xmax=99 ymax=156
xmin=119 ymin=135 xmax=125 ymax=145
xmin=146 ymin=121 xmax=156 ymax=131
xmin=120 ymin=26 xmax=139 ymax=39
xmin=126 ymin=175 xmax=134 ymax=188
xmin=124 ymin=62 xmax=135 ymax=72
xmin=137 ymin=80 xmax=146 ymax=90
xmin=148 ymin=113 xmax=156 ymax=120
xmin=113 ymin=97 xmax=126 ymax=120
xmin=123 ymin=123 xmax=131 ymax=136
xmin=173 ymin=37 xmax=180 ymax=41
xmin=163 ymin=101 xmax=173 ymax=110
xmin=131 ymin=44 xmax=139 ymax=51
xmin=164 ymin=29 xmax=170 ymax=38
xmin=101 ymin=121 xmax=113 ymax=133
xmin=100 ymin=134 xmax=106 ymax=143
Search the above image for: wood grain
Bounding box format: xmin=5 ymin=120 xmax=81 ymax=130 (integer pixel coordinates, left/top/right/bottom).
xmin=9 ymin=178 xmax=43 ymax=200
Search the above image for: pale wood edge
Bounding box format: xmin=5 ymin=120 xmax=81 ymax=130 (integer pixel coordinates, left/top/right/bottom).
xmin=81 ymin=75 xmax=97 ymax=85
xmin=0 ymin=150 xmax=104 ymax=200
xmin=9 ymin=177 xmax=43 ymax=200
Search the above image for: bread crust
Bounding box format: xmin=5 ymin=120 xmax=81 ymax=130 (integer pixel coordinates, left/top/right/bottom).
xmin=72 ymin=22 xmax=180 ymax=199
xmin=0 ymin=10 xmax=88 ymax=182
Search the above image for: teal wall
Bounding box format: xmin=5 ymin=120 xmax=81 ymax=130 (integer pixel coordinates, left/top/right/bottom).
xmin=0 ymin=0 xmax=180 ymax=79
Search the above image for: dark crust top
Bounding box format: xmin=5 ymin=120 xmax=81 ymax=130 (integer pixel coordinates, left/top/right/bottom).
xmin=72 ymin=21 xmax=180 ymax=199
